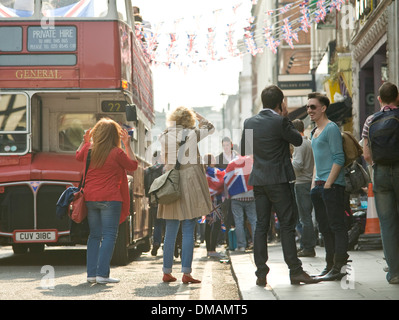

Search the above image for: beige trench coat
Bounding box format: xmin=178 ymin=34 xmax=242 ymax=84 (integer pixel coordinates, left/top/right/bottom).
xmin=157 ymin=119 xmax=214 ymax=221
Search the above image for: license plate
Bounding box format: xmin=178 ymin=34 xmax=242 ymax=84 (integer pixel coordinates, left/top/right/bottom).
xmin=13 ymin=230 xmax=58 ymax=243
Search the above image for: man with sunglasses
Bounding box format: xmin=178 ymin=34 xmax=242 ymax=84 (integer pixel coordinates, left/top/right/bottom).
xmin=241 ymin=85 xmax=320 ymax=286
xmin=307 ymin=92 xmax=349 ymax=281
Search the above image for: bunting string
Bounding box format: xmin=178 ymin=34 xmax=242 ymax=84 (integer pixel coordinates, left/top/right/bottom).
xmin=136 ymin=0 xmax=347 ymax=68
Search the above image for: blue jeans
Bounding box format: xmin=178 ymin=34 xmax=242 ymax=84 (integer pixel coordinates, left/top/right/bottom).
xmin=253 ymin=184 xmax=303 ymax=278
xmin=231 ymin=199 xmax=257 ymax=249
xmin=294 ymin=182 xmax=316 ymax=251
xmin=163 ymin=218 xmax=196 ymax=274
xmin=86 ymin=201 xmax=121 ymax=278
xmin=373 ymin=163 xmax=399 ymax=282
xmin=311 ymin=184 xmax=348 ymax=263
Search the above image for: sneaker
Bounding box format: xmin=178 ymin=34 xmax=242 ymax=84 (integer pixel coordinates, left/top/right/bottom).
xmin=87 ymin=277 xmax=96 ymax=283
xmin=207 ymin=251 xmax=226 ymax=258
xmin=96 ymin=276 xmax=120 ymax=284
xmin=237 ymin=247 xmax=246 ymax=252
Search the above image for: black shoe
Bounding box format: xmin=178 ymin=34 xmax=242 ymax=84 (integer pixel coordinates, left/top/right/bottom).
xmin=297 ymin=249 xmax=316 ymax=257
xmin=290 ymin=271 xmax=321 ymax=285
xmin=315 ymin=265 xmax=333 ymax=277
xmin=151 ymin=243 xmax=160 ymax=256
xmin=256 ymin=277 xmax=267 ymax=287
xmin=319 ymin=267 xmax=347 ymax=281
xmin=319 ymin=254 xmax=351 ymax=281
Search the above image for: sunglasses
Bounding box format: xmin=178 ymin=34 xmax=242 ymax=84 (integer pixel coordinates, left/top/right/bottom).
xmin=306 ymin=104 xmax=319 ymax=110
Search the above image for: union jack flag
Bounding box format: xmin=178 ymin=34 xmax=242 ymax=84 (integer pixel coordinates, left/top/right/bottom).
xmin=314 ymin=0 xmax=327 ymax=23
xmin=224 ymin=156 xmax=253 ymax=197
xmin=0 ymin=4 xmax=32 ymax=17
xmin=198 ymin=216 xmax=206 ymax=224
xmin=221 ymin=223 xmax=226 ymax=232
xmin=44 ymin=0 xmax=94 ymax=17
xmin=207 ymin=204 xmax=223 ymax=225
xmin=205 ymin=166 xmax=225 ymax=197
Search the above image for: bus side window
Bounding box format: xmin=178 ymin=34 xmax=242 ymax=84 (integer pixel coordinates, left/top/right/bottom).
xmin=116 ymin=0 xmax=128 ymax=22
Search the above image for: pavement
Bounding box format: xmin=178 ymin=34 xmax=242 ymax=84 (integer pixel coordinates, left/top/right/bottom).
xmin=228 ymin=242 xmax=399 ymax=300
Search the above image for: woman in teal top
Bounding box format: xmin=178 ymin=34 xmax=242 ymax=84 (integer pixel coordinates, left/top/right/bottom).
xmin=311 ymin=121 xmax=346 ymax=186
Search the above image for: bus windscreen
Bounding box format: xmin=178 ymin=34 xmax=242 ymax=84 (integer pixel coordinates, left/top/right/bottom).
xmin=0 ymin=93 xmax=28 ymax=154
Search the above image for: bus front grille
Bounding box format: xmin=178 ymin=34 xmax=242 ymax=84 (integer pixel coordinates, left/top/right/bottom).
xmin=0 ymin=182 xmax=71 ymax=233
xmin=0 ymin=185 xmax=34 ymax=232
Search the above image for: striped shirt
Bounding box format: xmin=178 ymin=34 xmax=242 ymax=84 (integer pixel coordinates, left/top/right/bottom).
xmin=362 ymin=105 xmax=399 ymax=139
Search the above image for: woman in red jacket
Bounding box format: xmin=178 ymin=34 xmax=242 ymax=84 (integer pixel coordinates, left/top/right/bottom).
xmin=76 ymin=118 xmax=138 ymax=284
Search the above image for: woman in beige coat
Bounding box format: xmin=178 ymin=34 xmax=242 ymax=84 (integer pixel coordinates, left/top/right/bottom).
xmin=158 ymin=106 xmax=214 ymax=284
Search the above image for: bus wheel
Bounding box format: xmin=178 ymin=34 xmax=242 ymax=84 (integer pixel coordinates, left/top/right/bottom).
xmin=12 ymin=244 xmax=28 ymax=254
xmin=111 ymin=221 xmax=129 ymax=266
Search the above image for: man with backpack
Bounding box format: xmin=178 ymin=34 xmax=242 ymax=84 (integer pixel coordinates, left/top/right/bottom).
xmin=361 ymin=82 xmax=399 ymax=284
xmin=144 ymin=151 xmax=165 ymax=256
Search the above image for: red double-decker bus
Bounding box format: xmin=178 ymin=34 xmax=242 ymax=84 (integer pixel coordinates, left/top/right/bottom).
xmin=0 ymin=0 xmax=154 ymax=265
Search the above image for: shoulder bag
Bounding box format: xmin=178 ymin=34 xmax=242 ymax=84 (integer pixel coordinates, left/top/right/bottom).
xmin=69 ymin=149 xmax=91 ymax=223
xmin=148 ymin=130 xmax=188 ymax=206
xmin=344 ymin=161 xmax=370 ymax=194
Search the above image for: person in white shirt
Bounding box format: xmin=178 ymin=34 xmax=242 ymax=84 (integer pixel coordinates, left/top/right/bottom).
xmin=292 ymin=119 xmax=316 ymax=257
xmin=216 ymin=137 xmax=238 ymax=170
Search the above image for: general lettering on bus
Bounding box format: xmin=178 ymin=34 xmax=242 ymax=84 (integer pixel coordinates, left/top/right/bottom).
xmin=15 ymin=69 xmax=62 ymax=80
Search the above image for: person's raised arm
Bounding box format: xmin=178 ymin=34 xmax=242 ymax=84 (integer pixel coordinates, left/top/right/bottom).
xmin=121 ymin=129 xmax=137 ymax=162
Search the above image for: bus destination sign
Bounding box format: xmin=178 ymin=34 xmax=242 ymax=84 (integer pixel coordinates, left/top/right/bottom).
xmin=27 ymin=26 xmax=77 ymax=52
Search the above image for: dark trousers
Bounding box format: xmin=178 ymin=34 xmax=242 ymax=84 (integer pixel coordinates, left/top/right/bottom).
xmin=253 ymin=183 xmax=303 ymax=278
xmin=310 ymin=184 xmax=348 ymax=264
xmin=205 ymin=218 xmax=221 ymax=252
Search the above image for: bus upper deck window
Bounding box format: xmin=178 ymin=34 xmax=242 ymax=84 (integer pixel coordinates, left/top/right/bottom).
xmin=0 ymin=0 xmax=34 ymax=17
xmin=41 ymin=0 xmax=108 ymax=18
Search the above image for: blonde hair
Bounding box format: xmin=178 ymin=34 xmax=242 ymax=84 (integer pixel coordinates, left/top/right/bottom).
xmin=90 ymin=118 xmax=121 ymax=168
xmin=166 ymin=106 xmax=196 ymax=128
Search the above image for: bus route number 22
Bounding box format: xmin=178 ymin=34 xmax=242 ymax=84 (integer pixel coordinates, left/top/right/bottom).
xmin=101 ymin=101 xmax=127 ymax=113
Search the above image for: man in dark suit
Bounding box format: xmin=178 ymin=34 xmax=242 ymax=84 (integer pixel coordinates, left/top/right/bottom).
xmin=241 ymin=85 xmax=320 ymax=286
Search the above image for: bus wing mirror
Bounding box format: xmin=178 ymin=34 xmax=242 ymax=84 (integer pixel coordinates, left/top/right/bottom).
xmin=126 ymin=104 xmax=137 ymax=122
